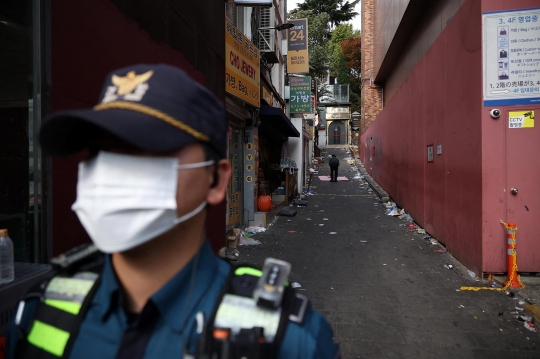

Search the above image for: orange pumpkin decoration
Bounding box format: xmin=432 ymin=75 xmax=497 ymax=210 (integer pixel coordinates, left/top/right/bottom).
xmin=258 ymin=195 xmax=272 ymax=212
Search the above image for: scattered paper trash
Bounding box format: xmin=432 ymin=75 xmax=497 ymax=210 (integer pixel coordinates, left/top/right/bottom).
xmin=467 ymin=270 xmax=476 ymax=278
xmin=245 ymin=225 xmax=266 ymax=234
xmin=288 ymin=230 xmax=297 ymax=233
xmin=518 ymin=315 xmax=533 ymax=322
xmin=329 ymin=232 xmax=337 ymax=234
xmin=524 ymin=321 xmax=537 ymax=332
xmin=417 ymin=228 xmax=426 ymax=234
xmin=515 ymin=307 xmax=524 ymax=311
xmin=518 ymin=300 xmax=525 ymax=305
xmin=240 ymin=237 xmax=262 ymax=246
xmin=323 ymin=218 xmax=329 ymax=221
xmin=398 ymin=213 xmax=413 ymax=222
xmin=458 ymin=305 xmax=465 ymax=308
xmin=434 ymin=249 xmax=447 ymax=253
xmin=385 ymin=206 xmax=400 ymax=216
xmin=318 ymin=224 xmax=325 ymax=226
xmin=444 ymin=264 xmax=454 ymax=269
xmin=291 ymin=282 xmax=302 ymax=288
xmin=360 ymin=240 xmax=368 ymax=243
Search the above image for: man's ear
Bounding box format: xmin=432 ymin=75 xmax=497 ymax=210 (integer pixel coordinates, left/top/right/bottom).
xmin=206 ymin=159 xmax=231 ymax=205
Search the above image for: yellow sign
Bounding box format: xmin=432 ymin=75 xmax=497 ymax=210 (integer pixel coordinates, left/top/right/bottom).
xmin=509 ymin=110 xmax=535 ymax=128
xmin=262 ymin=87 xmax=273 ymax=106
xmin=287 ymin=18 xmax=309 ymax=74
xmin=225 ymin=19 xmax=260 ymax=108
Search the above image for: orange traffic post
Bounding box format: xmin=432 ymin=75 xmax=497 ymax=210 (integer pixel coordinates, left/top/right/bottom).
xmin=501 ymin=221 xmax=524 ymax=289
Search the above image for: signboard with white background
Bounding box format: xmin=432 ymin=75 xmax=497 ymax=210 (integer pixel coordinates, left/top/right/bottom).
xmin=483 ymin=8 xmax=540 ymax=106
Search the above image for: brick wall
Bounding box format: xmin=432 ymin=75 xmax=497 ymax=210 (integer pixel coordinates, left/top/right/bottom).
xmin=360 ymin=0 xmax=383 ymax=135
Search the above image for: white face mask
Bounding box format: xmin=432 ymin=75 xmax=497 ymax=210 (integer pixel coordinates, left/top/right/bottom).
xmin=72 ymin=151 xmax=214 ymax=253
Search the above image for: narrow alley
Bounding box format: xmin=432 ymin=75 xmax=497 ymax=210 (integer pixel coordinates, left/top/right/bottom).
xmin=238 ymin=149 xmax=540 ymax=359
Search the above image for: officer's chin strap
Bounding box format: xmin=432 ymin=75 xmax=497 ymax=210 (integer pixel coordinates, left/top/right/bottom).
xmin=181 ymin=212 xmax=208 ymax=359
xmin=183 ymin=312 xmax=205 ymax=359
xmin=181 ymin=243 xmax=201 ymax=358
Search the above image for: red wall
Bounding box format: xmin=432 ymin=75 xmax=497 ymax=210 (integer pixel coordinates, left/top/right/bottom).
xmin=480 ymin=0 xmax=540 ymax=272
xmin=360 ymin=0 xmax=485 ymax=274
xmin=50 ymin=0 xmax=225 ymax=255
xmin=361 ymin=0 xmax=540 ymax=274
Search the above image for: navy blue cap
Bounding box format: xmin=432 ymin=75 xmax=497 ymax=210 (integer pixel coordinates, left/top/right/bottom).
xmin=40 ymin=64 xmax=226 ymax=158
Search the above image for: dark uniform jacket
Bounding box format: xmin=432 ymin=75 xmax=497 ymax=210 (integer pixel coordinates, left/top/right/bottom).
xmin=7 ymin=240 xmax=339 ymax=359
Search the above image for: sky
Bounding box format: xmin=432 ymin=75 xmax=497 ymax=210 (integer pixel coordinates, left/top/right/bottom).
xmin=286 ymin=0 xmax=362 ymax=31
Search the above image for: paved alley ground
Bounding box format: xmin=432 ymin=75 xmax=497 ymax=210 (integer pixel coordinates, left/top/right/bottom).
xmin=237 ymin=148 xmax=540 ymax=359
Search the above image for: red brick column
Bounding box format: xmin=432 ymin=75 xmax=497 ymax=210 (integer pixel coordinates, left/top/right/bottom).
xmin=360 ymin=0 xmax=383 ymax=135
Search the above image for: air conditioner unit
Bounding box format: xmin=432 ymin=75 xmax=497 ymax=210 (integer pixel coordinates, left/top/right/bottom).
xmin=258 ymin=8 xmax=279 ymax=63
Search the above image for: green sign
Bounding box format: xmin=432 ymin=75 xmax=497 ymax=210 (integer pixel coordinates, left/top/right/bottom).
xmin=290 ymin=76 xmax=311 ymax=113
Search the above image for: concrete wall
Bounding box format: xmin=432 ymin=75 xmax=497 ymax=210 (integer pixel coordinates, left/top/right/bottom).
xmin=360 ymin=0 xmax=484 ymax=274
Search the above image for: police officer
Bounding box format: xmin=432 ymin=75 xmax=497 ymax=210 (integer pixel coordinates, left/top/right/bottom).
xmin=7 ymin=64 xmax=339 ymax=359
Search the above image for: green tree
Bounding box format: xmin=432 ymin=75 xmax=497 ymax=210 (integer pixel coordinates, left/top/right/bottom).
xmin=289 ymin=0 xmax=360 ymax=27
xmin=288 ymin=10 xmax=331 ymax=80
xmin=328 ymin=24 xmax=359 ymax=77
xmin=337 ymin=35 xmax=362 ymax=112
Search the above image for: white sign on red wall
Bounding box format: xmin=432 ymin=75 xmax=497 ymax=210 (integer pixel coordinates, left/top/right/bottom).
xmin=482 ymin=8 xmax=540 ymax=106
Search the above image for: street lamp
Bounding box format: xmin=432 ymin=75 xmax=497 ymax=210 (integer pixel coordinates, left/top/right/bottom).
xmin=258 ymin=23 xmax=295 ymax=31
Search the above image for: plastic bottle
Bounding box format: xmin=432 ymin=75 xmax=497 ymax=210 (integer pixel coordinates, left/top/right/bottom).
xmin=0 ymin=229 xmax=14 ymax=284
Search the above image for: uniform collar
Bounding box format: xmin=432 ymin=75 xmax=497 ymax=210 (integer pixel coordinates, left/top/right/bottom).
xmin=95 ymin=240 xmax=224 ymax=333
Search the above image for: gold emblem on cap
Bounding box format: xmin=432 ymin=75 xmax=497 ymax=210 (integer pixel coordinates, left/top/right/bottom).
xmin=112 ymin=70 xmax=154 ymax=95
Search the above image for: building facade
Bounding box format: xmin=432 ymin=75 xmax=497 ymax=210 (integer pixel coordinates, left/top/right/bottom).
xmin=360 ymin=0 xmax=540 ymax=275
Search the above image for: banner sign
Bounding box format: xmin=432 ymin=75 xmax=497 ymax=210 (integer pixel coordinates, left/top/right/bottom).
xmin=226 ymin=18 xmax=260 ymax=108
xmin=290 ymin=76 xmax=311 ymax=113
xmin=287 ymin=18 xmax=309 ymax=74
xmin=483 ymin=8 xmax=540 ymax=106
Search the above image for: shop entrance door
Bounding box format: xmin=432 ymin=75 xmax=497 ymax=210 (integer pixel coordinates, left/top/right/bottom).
xmin=329 ymin=121 xmax=344 ymax=145
xmin=505 ymin=108 xmax=540 ymax=271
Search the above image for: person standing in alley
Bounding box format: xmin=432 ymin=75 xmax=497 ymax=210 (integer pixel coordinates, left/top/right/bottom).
xmin=7 ymin=64 xmax=339 ymax=359
xmin=329 ymin=154 xmax=340 ymax=182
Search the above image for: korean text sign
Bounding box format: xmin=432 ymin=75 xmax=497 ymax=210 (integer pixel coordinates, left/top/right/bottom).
xmin=225 ymin=18 xmax=260 ymax=108
xmin=290 ymin=76 xmax=311 ymax=113
xmin=483 ymin=8 xmax=540 ymax=106
xmin=287 ymin=18 xmax=309 ymax=74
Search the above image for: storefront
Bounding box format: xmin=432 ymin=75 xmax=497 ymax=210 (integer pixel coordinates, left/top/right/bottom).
xmin=257 ymin=101 xmax=300 ymax=206
xmin=0 ymin=0 xmax=52 ymax=338
xmin=326 ymin=106 xmax=351 ymax=145
xmin=225 ymin=97 xmax=249 ymax=230
xmin=225 ymin=18 xmax=260 ymax=227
